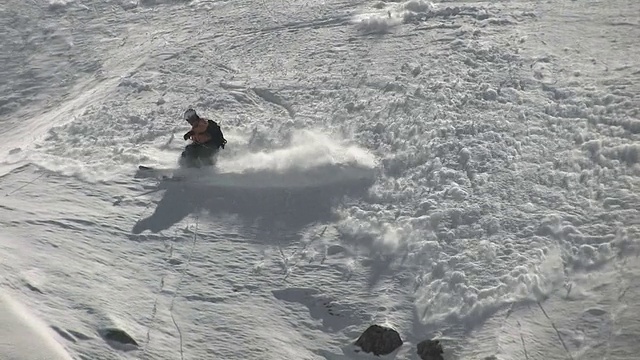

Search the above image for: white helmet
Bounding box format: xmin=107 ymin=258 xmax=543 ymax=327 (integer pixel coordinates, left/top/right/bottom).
xmin=184 ymin=108 xmax=199 ymax=123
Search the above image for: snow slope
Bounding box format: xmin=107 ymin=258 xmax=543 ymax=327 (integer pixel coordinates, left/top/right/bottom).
xmin=1 ymin=0 xmax=639 ymax=359
xmin=0 ymin=292 xmax=74 ymax=360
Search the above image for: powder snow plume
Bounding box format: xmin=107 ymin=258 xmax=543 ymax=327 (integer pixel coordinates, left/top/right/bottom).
xmin=217 ymin=129 xmax=378 ymax=174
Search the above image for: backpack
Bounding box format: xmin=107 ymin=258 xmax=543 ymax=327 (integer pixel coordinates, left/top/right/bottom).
xmin=206 ymin=120 xmax=227 ymax=149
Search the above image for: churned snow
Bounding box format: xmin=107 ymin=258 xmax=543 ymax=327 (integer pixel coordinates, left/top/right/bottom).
xmin=1 ymin=0 xmax=639 ymax=359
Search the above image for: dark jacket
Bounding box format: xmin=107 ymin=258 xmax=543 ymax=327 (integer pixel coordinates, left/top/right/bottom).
xmin=203 ymin=119 xmax=226 ymax=149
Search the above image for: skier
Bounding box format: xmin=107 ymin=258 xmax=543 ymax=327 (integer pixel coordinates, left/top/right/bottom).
xmin=180 ymin=108 xmax=227 ymax=167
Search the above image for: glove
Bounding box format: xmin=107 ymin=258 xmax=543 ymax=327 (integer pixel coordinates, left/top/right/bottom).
xmin=221 ymin=139 xmax=227 ymax=149
xmin=183 ymin=131 xmax=192 ymax=141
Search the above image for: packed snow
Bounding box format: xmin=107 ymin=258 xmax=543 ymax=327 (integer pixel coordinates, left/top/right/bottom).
xmin=1 ymin=0 xmax=639 ymax=359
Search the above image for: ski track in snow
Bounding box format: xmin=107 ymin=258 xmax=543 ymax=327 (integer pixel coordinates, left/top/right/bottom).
xmin=1 ymin=0 xmax=639 ymax=359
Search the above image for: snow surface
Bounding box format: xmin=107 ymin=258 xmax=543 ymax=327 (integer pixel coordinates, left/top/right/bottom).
xmin=1 ymin=0 xmax=639 ymax=359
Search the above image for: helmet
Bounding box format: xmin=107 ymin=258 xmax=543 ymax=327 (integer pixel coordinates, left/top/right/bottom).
xmin=184 ymin=108 xmax=199 ymax=123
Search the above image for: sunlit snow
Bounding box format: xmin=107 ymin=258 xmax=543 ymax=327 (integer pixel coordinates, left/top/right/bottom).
xmin=1 ymin=0 xmax=639 ymax=359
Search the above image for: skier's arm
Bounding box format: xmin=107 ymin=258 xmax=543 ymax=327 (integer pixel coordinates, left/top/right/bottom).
xmin=183 ymin=130 xmax=194 ymax=140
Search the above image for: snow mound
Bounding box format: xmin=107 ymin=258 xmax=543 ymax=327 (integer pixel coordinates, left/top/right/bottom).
xmin=354 ymin=0 xmax=437 ymax=33
xmin=402 ymin=0 xmax=436 ymax=14
xmin=0 ymin=292 xmax=73 ymax=360
xmin=47 ymin=0 xmax=75 ymax=10
xmin=353 ymin=14 xmax=402 ymax=34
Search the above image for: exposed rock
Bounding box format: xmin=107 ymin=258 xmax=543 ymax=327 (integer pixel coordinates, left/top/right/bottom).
xmin=326 ymin=245 xmax=346 ymax=256
xmin=99 ymin=328 xmax=138 ymax=347
xmin=417 ymin=339 xmax=444 ymax=360
xmin=354 ymin=324 xmax=402 ymax=356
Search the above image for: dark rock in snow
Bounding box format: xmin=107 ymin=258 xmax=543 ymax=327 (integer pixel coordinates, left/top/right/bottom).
xmin=99 ymin=328 xmax=138 ymax=347
xmin=326 ymin=244 xmax=346 ymax=256
xmin=417 ymin=339 xmax=444 ymax=360
xmin=354 ymin=324 xmax=403 ymax=356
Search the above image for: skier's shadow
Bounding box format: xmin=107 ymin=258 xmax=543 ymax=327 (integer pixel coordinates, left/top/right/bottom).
xmin=131 ymin=165 xmax=375 ymax=237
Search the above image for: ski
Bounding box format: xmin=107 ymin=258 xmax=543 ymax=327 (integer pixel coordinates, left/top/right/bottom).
xmin=136 ymin=165 xmax=180 ymax=181
xmin=136 ymin=163 xmax=211 ymax=182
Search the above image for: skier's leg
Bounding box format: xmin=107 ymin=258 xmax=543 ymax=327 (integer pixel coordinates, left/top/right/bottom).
xmin=196 ymin=144 xmax=217 ymax=166
xmin=181 ymin=144 xmax=196 ymax=158
xmin=180 ymin=144 xmax=200 ymax=167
